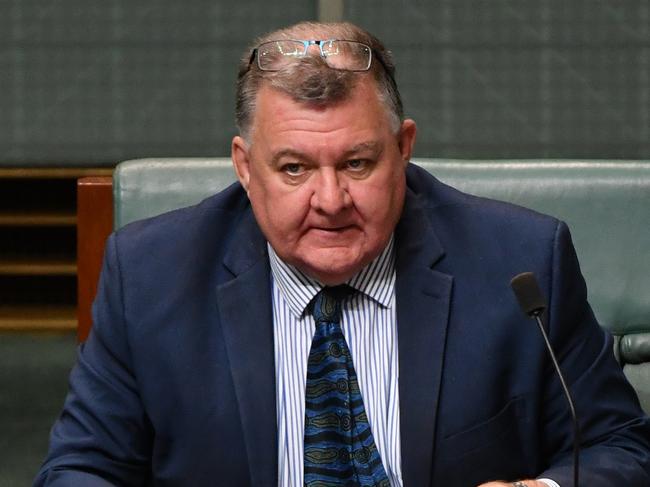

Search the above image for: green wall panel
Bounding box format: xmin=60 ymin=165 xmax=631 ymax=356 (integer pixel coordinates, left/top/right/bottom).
xmin=1 ymin=1 xmax=649 ymax=165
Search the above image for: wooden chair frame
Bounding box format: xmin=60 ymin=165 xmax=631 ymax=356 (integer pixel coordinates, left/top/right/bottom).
xmin=76 ymin=177 xmax=113 ymax=342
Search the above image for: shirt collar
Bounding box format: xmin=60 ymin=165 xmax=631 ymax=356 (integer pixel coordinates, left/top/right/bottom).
xmin=268 ymin=236 xmax=396 ymax=319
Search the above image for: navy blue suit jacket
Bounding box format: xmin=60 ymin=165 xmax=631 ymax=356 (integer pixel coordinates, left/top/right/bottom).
xmin=36 ymin=164 xmax=650 ymax=486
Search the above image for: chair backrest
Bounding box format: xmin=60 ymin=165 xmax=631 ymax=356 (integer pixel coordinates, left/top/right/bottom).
xmin=114 ymin=158 xmax=237 ymax=228
xmin=113 ymin=158 xmax=650 ymax=411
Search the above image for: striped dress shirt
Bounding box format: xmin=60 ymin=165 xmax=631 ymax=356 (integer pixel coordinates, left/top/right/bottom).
xmin=269 ymin=237 xmax=402 ymax=487
xmin=268 ymin=239 xmax=560 ymax=487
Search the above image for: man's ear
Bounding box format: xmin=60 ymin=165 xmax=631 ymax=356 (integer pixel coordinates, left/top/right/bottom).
xmin=231 ymin=135 xmax=251 ymax=193
xmin=398 ymin=119 xmax=417 ymax=165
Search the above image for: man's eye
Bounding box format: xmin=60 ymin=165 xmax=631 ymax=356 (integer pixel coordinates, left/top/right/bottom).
xmin=346 ymin=159 xmax=366 ymax=171
xmin=282 ymin=163 xmax=303 ymax=175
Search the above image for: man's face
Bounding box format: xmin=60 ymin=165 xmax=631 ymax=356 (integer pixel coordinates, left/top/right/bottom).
xmin=232 ymin=79 xmax=416 ymax=285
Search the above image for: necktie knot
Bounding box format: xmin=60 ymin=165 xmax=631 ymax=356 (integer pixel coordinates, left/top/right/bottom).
xmin=311 ymin=285 xmax=354 ymax=324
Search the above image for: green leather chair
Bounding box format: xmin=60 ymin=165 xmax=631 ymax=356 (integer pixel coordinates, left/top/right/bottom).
xmin=113 ymin=158 xmax=650 ymax=412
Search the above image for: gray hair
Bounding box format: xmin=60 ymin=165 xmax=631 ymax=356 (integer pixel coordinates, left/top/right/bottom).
xmin=235 ymin=21 xmax=404 ymax=139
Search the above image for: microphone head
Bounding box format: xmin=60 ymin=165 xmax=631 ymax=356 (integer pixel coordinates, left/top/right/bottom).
xmin=510 ymin=272 xmax=547 ymax=317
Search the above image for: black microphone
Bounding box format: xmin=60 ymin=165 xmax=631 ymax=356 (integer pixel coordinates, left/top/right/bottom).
xmin=510 ymin=272 xmax=580 ymax=487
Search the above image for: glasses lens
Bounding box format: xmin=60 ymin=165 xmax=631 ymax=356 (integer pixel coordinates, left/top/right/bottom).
xmin=257 ymin=40 xmax=306 ymax=70
xmin=255 ymin=40 xmax=373 ymax=72
xmin=321 ymin=40 xmax=371 ymax=71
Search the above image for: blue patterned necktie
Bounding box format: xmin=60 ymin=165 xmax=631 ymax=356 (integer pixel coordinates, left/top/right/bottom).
xmin=304 ymin=286 xmax=390 ymax=487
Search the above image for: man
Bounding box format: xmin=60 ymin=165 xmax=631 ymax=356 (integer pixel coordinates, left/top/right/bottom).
xmin=36 ymin=21 xmax=650 ymax=486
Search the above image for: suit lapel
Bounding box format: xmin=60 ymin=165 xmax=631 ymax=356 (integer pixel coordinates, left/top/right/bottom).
xmin=216 ymin=209 xmax=278 ymax=485
xmin=395 ymin=189 xmax=453 ymax=487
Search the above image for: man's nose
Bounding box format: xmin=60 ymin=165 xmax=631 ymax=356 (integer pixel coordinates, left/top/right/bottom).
xmin=310 ymin=170 xmax=352 ymax=214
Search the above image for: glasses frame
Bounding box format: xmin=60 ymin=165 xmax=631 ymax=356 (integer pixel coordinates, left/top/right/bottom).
xmin=249 ymin=39 xmax=375 ymax=72
xmin=245 ymin=38 xmax=398 ymax=96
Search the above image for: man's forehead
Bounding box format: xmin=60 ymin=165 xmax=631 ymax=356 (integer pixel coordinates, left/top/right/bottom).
xmin=242 ymin=74 xmax=400 ymax=149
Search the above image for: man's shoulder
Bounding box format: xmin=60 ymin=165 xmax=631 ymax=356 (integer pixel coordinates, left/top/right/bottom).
xmin=405 ymin=162 xmax=559 ymax=230
xmin=109 ymin=183 xmax=252 ymax=266
xmin=404 ymin=162 xmax=562 ymax=274
xmin=116 ymin=183 xmax=248 ymax=240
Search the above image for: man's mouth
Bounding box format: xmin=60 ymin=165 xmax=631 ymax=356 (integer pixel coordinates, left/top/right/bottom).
xmin=312 ymin=225 xmax=353 ymax=233
xmin=307 ymin=225 xmax=358 ymax=240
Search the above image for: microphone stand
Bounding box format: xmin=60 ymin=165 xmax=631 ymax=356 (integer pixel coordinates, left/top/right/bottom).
xmin=531 ymin=308 xmax=580 ymax=487
xmin=511 ymin=272 xmax=580 ymax=487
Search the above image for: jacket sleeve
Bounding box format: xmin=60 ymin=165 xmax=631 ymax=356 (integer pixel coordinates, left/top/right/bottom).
xmin=34 ymin=233 xmax=152 ymax=486
xmin=537 ymin=221 xmax=650 ymax=485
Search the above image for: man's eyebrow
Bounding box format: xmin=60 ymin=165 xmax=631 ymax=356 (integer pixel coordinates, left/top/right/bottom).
xmin=270 ymin=149 xmax=307 ymax=165
xmin=269 ymin=142 xmax=382 ymax=165
xmin=346 ymin=141 xmax=382 ymax=156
